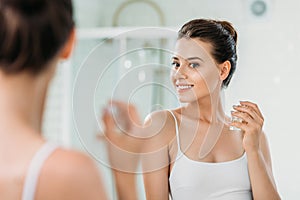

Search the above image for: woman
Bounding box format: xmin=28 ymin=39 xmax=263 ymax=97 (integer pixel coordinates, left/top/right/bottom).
xmin=0 ymin=0 xmax=107 ymax=199
xmin=102 ymin=19 xmax=281 ymax=199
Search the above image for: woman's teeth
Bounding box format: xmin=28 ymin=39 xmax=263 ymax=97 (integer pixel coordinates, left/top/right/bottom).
xmin=177 ymin=85 xmax=193 ymax=89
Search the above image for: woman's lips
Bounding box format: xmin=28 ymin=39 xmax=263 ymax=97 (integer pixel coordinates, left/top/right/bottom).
xmin=176 ymin=84 xmax=194 ymax=93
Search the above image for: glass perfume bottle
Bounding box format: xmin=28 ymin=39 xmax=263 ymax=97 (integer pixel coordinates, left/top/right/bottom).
xmin=229 ymin=115 xmax=242 ymax=131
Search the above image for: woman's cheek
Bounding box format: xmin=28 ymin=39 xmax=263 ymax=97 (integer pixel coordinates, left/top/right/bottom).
xmin=195 ymin=69 xmax=220 ymax=93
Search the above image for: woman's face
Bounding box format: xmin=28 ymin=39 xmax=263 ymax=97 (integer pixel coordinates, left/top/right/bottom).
xmin=170 ymin=38 xmax=222 ymax=103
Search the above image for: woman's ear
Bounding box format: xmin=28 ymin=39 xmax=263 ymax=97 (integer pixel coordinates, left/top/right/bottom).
xmin=219 ymin=60 xmax=231 ymax=81
xmin=60 ymin=28 xmax=76 ymax=60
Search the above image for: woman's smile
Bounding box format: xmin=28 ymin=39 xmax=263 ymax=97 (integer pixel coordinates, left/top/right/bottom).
xmin=176 ymin=83 xmax=194 ymax=93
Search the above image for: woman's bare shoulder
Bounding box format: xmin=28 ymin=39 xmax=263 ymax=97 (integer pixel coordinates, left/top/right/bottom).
xmin=145 ymin=109 xmax=179 ymax=131
xmin=142 ymin=109 xmax=179 ymax=146
xmin=36 ymin=148 xmax=107 ymax=200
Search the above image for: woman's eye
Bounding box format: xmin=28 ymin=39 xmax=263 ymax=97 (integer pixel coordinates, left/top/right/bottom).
xmin=171 ymin=62 xmax=180 ymax=68
xmin=189 ymin=63 xmax=200 ymax=68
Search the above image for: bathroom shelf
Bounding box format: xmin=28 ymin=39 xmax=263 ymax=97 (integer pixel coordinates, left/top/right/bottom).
xmin=77 ymin=27 xmax=178 ymax=40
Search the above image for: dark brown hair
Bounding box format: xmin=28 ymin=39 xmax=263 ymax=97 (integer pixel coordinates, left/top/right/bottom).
xmin=178 ymin=19 xmax=238 ymax=88
xmin=0 ymin=0 xmax=74 ymax=75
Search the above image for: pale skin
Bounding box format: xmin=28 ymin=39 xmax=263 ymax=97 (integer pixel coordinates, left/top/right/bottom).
xmin=102 ymin=38 xmax=281 ymax=199
xmin=0 ymin=30 xmax=107 ymax=200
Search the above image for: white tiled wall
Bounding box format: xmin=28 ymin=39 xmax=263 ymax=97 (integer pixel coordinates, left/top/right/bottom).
xmin=43 ymin=0 xmax=300 ymax=198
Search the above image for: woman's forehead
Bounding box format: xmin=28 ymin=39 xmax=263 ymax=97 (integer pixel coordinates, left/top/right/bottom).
xmin=173 ymin=38 xmax=213 ymax=61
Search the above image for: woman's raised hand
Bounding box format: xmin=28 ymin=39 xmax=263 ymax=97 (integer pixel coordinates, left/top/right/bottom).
xmin=98 ymin=100 xmax=144 ymax=172
xmin=230 ymin=101 xmax=264 ymax=153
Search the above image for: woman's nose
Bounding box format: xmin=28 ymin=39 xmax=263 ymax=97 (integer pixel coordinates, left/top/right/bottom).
xmin=174 ymin=64 xmax=188 ymax=79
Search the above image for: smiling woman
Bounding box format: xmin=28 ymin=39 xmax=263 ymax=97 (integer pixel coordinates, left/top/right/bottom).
xmin=102 ymin=18 xmax=281 ymax=200
xmin=170 ymin=39 xmax=222 ymax=103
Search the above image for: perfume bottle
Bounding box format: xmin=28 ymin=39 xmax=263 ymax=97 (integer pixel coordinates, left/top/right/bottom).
xmin=229 ymin=115 xmax=242 ymax=131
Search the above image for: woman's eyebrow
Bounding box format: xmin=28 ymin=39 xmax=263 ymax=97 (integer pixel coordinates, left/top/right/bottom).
xmin=186 ymin=57 xmax=204 ymax=61
xmin=171 ymin=56 xmax=203 ymax=62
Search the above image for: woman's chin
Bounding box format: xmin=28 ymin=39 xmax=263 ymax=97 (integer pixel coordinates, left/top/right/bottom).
xmin=177 ymin=96 xmax=197 ymax=103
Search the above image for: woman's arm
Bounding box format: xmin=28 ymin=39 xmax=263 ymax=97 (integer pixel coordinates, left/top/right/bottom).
xmin=101 ymin=102 xmax=173 ymax=200
xmin=112 ymin=170 xmax=139 ymax=200
xmin=143 ymin=165 xmax=170 ymax=200
xmin=231 ymin=101 xmax=281 ymax=200
xmin=101 ymin=101 xmax=143 ymax=200
xmin=247 ymin=132 xmax=280 ymax=200
xmin=142 ymin=111 xmax=174 ymax=200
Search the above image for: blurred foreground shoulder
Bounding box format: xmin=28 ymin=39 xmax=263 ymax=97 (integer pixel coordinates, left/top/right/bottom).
xmin=36 ymin=148 xmax=107 ymax=200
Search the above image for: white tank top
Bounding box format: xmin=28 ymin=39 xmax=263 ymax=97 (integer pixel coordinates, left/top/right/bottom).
xmin=168 ymin=111 xmax=253 ymax=200
xmin=22 ymin=143 xmax=58 ymax=200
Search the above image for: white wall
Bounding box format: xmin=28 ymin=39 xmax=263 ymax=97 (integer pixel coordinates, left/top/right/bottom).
xmin=43 ymin=0 xmax=300 ymax=199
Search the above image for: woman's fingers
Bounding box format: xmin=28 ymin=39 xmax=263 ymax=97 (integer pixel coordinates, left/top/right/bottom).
xmin=233 ymin=105 xmax=258 ymax=120
xmin=231 ymin=111 xmax=252 ymax=124
xmin=109 ymin=100 xmax=141 ymax=126
xmin=100 ymin=107 xmax=120 ymax=141
xmin=230 ymin=120 xmax=248 ymax=131
xmin=101 ymin=100 xmax=143 ymax=140
xmin=230 ymin=101 xmax=264 ymax=132
xmin=232 ymin=103 xmax=264 ymax=126
xmin=239 ymin=101 xmax=264 ymax=120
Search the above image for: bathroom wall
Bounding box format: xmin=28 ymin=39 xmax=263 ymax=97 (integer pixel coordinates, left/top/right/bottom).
xmin=43 ymin=0 xmax=300 ymax=199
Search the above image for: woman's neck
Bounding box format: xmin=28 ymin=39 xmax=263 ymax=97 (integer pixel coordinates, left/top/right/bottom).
xmin=0 ymin=71 xmax=49 ymax=135
xmin=182 ymin=88 xmax=227 ymax=124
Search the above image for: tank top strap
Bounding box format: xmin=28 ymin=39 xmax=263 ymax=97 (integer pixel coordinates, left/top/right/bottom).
xmin=167 ymin=110 xmax=181 ymax=152
xmin=22 ymin=142 xmax=58 ymax=200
